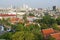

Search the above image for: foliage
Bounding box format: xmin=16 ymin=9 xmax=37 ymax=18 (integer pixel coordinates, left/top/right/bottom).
xmin=11 ymin=31 xmax=38 ymax=40
xmin=56 ymin=17 xmax=60 ymax=25
xmin=51 ymin=23 xmax=60 ymax=31
xmin=29 ymin=13 xmax=35 ymax=16
xmin=40 ymin=23 xmax=48 ymax=29
xmin=39 ymin=15 xmax=57 ymax=29
xmin=24 ymin=31 xmax=35 ymax=40
xmin=11 ymin=31 xmax=24 ymax=40
xmin=15 ymin=24 xmax=25 ymax=31
xmin=0 ymin=32 xmax=13 ymax=40
xmin=47 ymin=36 xmax=56 ymax=40
xmin=41 ymin=15 xmax=56 ymax=25
xmin=11 ymin=31 xmax=43 ymax=40
xmin=0 ymin=14 xmax=60 ymax=40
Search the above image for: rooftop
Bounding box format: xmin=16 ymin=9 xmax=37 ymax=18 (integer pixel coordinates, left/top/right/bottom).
xmin=42 ymin=28 xmax=54 ymax=35
xmin=0 ymin=14 xmax=16 ymax=17
xmin=50 ymin=32 xmax=60 ymax=40
xmin=42 ymin=28 xmax=55 ymax=38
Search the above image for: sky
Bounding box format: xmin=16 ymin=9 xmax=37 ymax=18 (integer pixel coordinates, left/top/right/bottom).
xmin=0 ymin=0 xmax=60 ymax=8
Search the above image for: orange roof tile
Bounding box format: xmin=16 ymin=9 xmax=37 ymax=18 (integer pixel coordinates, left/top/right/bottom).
xmin=10 ymin=18 xmax=19 ymax=22
xmin=42 ymin=28 xmax=54 ymax=35
xmin=0 ymin=14 xmax=16 ymax=17
xmin=50 ymin=32 xmax=60 ymax=40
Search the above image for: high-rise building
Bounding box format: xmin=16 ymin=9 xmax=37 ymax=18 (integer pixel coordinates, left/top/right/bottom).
xmin=53 ymin=6 xmax=56 ymax=11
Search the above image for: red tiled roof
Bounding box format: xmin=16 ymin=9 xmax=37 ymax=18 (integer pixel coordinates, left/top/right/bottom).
xmin=10 ymin=18 xmax=24 ymax=23
xmin=42 ymin=28 xmax=54 ymax=39
xmin=50 ymin=32 xmax=60 ymax=40
xmin=10 ymin=18 xmax=19 ymax=22
xmin=42 ymin=28 xmax=54 ymax=35
xmin=0 ymin=14 xmax=16 ymax=16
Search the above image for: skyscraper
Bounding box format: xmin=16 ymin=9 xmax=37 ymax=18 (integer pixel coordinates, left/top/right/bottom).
xmin=53 ymin=6 xmax=56 ymax=11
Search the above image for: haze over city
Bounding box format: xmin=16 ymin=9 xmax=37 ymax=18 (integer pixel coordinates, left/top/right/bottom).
xmin=0 ymin=0 xmax=60 ymax=40
xmin=0 ymin=0 xmax=60 ymax=8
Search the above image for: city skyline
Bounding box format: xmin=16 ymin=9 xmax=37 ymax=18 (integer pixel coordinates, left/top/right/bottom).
xmin=0 ymin=0 xmax=60 ymax=8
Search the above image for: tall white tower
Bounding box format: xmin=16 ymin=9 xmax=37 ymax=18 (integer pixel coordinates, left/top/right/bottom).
xmin=22 ymin=4 xmax=29 ymax=9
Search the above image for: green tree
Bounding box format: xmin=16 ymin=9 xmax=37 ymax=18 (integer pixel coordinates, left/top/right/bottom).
xmin=40 ymin=23 xmax=48 ymax=29
xmin=24 ymin=31 xmax=35 ymax=40
xmin=51 ymin=23 xmax=60 ymax=31
xmin=27 ymin=24 xmax=43 ymax=40
xmin=11 ymin=31 xmax=35 ymax=40
xmin=29 ymin=13 xmax=35 ymax=16
xmin=11 ymin=31 xmax=24 ymax=40
xmin=23 ymin=14 xmax=27 ymax=23
xmin=33 ymin=31 xmax=43 ymax=40
xmin=56 ymin=17 xmax=60 ymax=25
xmin=47 ymin=36 xmax=56 ymax=40
xmin=42 ymin=15 xmax=56 ymax=24
xmin=14 ymin=24 xmax=25 ymax=31
xmin=41 ymin=15 xmax=56 ymax=28
xmin=0 ymin=32 xmax=13 ymax=40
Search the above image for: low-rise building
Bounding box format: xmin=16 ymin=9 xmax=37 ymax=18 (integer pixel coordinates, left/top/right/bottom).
xmin=50 ymin=32 xmax=60 ymax=40
xmin=0 ymin=14 xmax=16 ymax=19
xmin=42 ymin=28 xmax=55 ymax=39
xmin=0 ymin=25 xmax=4 ymax=32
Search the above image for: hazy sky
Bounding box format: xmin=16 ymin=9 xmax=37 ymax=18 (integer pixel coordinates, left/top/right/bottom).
xmin=0 ymin=0 xmax=60 ymax=8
